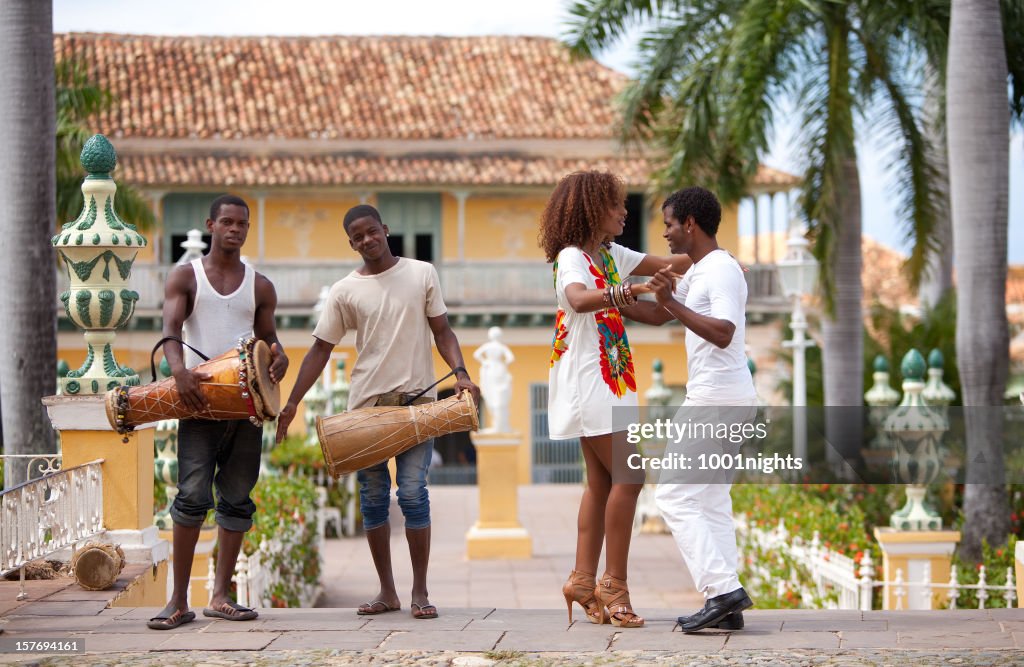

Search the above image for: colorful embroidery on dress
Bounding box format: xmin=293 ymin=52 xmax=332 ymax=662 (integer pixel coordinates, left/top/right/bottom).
xmin=550 ymin=308 xmax=569 ymax=367
xmin=596 ymin=308 xmax=636 ymax=397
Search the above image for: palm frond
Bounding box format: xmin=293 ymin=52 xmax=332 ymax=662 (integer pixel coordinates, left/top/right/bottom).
xmin=55 ymin=57 xmax=156 ymax=232
xmin=854 ymin=25 xmax=940 ymax=290
xmin=563 ymin=0 xmax=659 ymax=57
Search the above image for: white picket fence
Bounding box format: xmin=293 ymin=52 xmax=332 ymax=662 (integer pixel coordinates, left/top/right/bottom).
xmin=202 ymin=505 xmax=324 ymax=609
xmin=738 ymin=516 xmax=1017 ymax=610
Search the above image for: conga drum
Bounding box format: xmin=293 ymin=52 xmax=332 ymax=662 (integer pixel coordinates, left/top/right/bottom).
xmin=106 ymin=337 xmax=280 ymax=433
xmin=317 ymin=392 xmax=479 ymax=478
xmin=71 ymin=542 xmax=125 ymax=591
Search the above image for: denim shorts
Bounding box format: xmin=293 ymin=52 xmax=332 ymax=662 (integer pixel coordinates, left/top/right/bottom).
xmin=357 ymin=438 xmax=434 ymax=531
xmin=170 ymin=419 xmax=262 ymax=532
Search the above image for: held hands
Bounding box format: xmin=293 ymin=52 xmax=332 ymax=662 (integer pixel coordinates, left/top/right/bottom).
xmin=648 ymin=267 xmax=678 ymax=306
xmin=173 ymin=368 xmax=213 ymax=414
xmin=275 ymin=401 xmax=297 ymax=444
xmin=268 ymin=342 xmax=289 ymax=384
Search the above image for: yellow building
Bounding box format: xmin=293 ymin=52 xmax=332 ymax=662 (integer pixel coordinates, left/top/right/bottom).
xmin=55 ymin=33 xmax=797 ymax=484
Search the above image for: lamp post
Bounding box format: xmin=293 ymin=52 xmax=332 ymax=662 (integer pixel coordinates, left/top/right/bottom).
xmin=776 ymin=228 xmax=819 ymax=461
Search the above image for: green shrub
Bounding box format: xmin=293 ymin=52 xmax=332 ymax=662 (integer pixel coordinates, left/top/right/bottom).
xmin=244 ymin=474 xmax=321 ymax=607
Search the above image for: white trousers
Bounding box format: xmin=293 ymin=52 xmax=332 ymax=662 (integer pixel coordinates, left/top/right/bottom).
xmin=654 ymin=397 xmax=757 ymax=599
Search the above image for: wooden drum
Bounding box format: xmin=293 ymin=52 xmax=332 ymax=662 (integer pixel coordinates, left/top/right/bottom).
xmin=105 ymin=337 xmax=280 ymax=433
xmin=71 ymin=541 xmax=125 ymax=591
xmin=317 ymin=392 xmax=478 ymax=478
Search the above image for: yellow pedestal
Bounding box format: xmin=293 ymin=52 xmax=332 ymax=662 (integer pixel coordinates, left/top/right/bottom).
xmin=466 ymin=432 xmax=532 ymax=559
xmin=874 ymin=527 xmax=960 ymax=610
xmin=43 ymin=394 xmax=168 ymax=591
xmin=111 ymin=560 xmax=169 ymax=607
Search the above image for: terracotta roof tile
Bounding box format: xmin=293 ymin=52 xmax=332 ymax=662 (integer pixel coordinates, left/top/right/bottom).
xmin=55 ymin=33 xmax=627 ymax=141
xmin=118 ymin=153 xmax=793 ymax=189
xmin=58 ymin=33 xmax=800 ymax=189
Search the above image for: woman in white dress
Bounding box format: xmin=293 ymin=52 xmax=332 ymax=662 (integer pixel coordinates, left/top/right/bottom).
xmin=540 ymin=171 xmax=691 ymax=628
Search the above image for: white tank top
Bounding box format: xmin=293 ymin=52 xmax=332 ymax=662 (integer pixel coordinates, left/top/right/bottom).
xmin=182 ymin=258 xmax=256 ymax=368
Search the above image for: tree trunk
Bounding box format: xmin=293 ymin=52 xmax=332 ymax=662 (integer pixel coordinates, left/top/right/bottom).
xmin=0 ymin=1 xmax=57 ymax=487
xmin=821 ymin=156 xmax=864 ymax=474
xmin=919 ymin=65 xmax=954 ymax=311
xmin=947 ymin=0 xmax=1010 ymax=561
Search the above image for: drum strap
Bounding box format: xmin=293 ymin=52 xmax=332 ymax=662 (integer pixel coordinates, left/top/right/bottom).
xmin=401 ymin=366 xmax=467 ymax=406
xmin=150 ymin=336 xmax=211 ymax=382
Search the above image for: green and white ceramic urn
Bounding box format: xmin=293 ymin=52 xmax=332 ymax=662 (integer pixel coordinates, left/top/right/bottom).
xmin=52 ymin=134 xmax=145 ymax=394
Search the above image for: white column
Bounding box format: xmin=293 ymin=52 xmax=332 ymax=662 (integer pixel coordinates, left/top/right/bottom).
xmin=453 ymin=190 xmax=469 ymax=262
xmin=149 ymin=190 xmax=165 ymax=263
xmin=752 ymin=194 xmax=761 ymax=265
xmin=255 ymin=192 xmax=266 ymax=263
xmin=769 ymin=192 xmax=777 ymax=264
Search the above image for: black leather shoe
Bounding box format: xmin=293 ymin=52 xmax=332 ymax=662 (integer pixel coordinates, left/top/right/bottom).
xmin=677 ymin=588 xmax=752 ymax=632
xmin=677 ymin=610 xmax=744 ymax=630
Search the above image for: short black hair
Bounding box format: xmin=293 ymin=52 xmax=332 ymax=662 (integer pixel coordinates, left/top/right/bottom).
xmin=209 ymin=194 xmax=249 ymax=221
xmin=343 ymin=204 xmax=383 ymax=232
xmin=662 ymin=187 xmax=721 ymax=237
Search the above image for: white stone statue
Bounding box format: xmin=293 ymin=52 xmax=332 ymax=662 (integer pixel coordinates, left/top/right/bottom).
xmin=473 ymin=326 xmax=514 ymax=433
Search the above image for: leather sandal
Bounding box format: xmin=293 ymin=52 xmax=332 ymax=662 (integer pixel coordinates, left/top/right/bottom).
xmin=594 ymin=573 xmax=644 ymax=628
xmin=562 ymin=569 xmax=604 ymax=624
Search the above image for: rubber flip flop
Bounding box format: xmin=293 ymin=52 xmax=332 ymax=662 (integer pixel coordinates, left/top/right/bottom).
xmin=357 ymin=599 xmax=401 ymax=615
xmin=147 ymin=605 xmax=196 ymax=630
xmin=411 ymin=603 xmax=439 ymax=619
xmin=202 ymin=601 xmax=258 ymax=621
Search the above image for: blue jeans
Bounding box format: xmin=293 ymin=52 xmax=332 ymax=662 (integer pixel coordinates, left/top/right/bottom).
xmin=358 ymin=438 xmax=433 ymax=531
xmin=171 ymin=419 xmax=262 ymax=533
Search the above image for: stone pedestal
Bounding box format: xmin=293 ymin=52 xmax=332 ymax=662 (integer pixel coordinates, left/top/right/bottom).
xmin=466 ymin=432 xmax=531 ymax=559
xmin=874 ymin=527 xmax=960 ymax=609
xmin=43 ymin=394 xmax=168 ymax=598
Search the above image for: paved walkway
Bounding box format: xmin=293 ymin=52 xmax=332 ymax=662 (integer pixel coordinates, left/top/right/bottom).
xmin=1 ymin=486 xmax=1021 ymax=664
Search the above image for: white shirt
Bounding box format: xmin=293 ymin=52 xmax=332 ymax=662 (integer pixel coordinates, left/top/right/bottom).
xmin=673 ymin=249 xmax=755 ymax=403
xmin=182 ymin=258 xmax=255 ymax=368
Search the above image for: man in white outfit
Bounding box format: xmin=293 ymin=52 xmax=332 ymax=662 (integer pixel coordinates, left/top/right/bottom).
xmin=647 ymin=187 xmax=756 ymax=632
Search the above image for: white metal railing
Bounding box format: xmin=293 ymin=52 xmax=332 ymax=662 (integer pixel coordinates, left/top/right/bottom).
xmin=738 ymin=517 xmax=1018 ymax=610
xmin=0 ymin=454 xmax=63 ymax=480
xmin=0 ymin=459 xmax=104 ymax=600
xmin=59 ymin=261 xmax=785 ymax=312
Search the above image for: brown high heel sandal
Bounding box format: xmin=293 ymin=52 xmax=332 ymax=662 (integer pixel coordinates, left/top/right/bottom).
xmin=562 ymin=569 xmax=604 ymax=624
xmin=594 ymin=573 xmax=644 ymax=628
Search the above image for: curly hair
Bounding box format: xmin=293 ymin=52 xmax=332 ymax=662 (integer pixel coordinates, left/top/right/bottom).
xmin=662 ymin=187 xmax=721 ymax=237
xmin=538 ymin=171 xmax=625 ymax=263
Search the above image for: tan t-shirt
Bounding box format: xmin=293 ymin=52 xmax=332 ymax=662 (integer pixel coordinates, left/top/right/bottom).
xmin=313 ymin=258 xmax=447 ymax=410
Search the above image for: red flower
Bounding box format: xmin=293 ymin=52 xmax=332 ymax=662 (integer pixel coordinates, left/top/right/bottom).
xmin=550 ymin=309 xmax=569 ymax=367
xmin=595 ymin=309 xmax=636 ymax=397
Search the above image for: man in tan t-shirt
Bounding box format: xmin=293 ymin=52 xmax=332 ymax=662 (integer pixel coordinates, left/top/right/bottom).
xmin=277 ymin=204 xmax=479 ymax=620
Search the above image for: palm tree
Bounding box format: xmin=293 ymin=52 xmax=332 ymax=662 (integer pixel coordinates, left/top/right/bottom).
xmin=564 ymin=1 xmax=940 ymax=459
xmin=0 ymin=0 xmax=57 ymax=487
xmin=947 ymin=0 xmax=1011 ymax=561
xmin=56 ymin=59 xmax=154 ymax=230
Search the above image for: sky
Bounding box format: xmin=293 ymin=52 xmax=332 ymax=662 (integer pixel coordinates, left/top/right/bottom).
xmin=54 ymin=0 xmax=1023 ymax=264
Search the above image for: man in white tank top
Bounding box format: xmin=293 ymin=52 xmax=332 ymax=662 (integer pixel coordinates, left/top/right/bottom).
xmin=277 ymin=204 xmax=479 ymax=620
xmin=646 ymin=188 xmax=756 ymax=632
xmin=147 ymin=195 xmax=288 ymax=630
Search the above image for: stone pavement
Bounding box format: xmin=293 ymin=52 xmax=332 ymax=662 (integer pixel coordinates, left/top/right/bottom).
xmin=1 ymin=486 xmax=1021 ymax=664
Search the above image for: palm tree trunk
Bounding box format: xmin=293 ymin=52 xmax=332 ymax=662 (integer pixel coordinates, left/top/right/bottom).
xmin=0 ymin=1 xmax=57 ymax=486
xmin=822 ymin=156 xmax=864 ymax=470
xmin=947 ymin=0 xmax=1010 ymax=561
xmin=919 ymin=64 xmax=954 ymax=311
